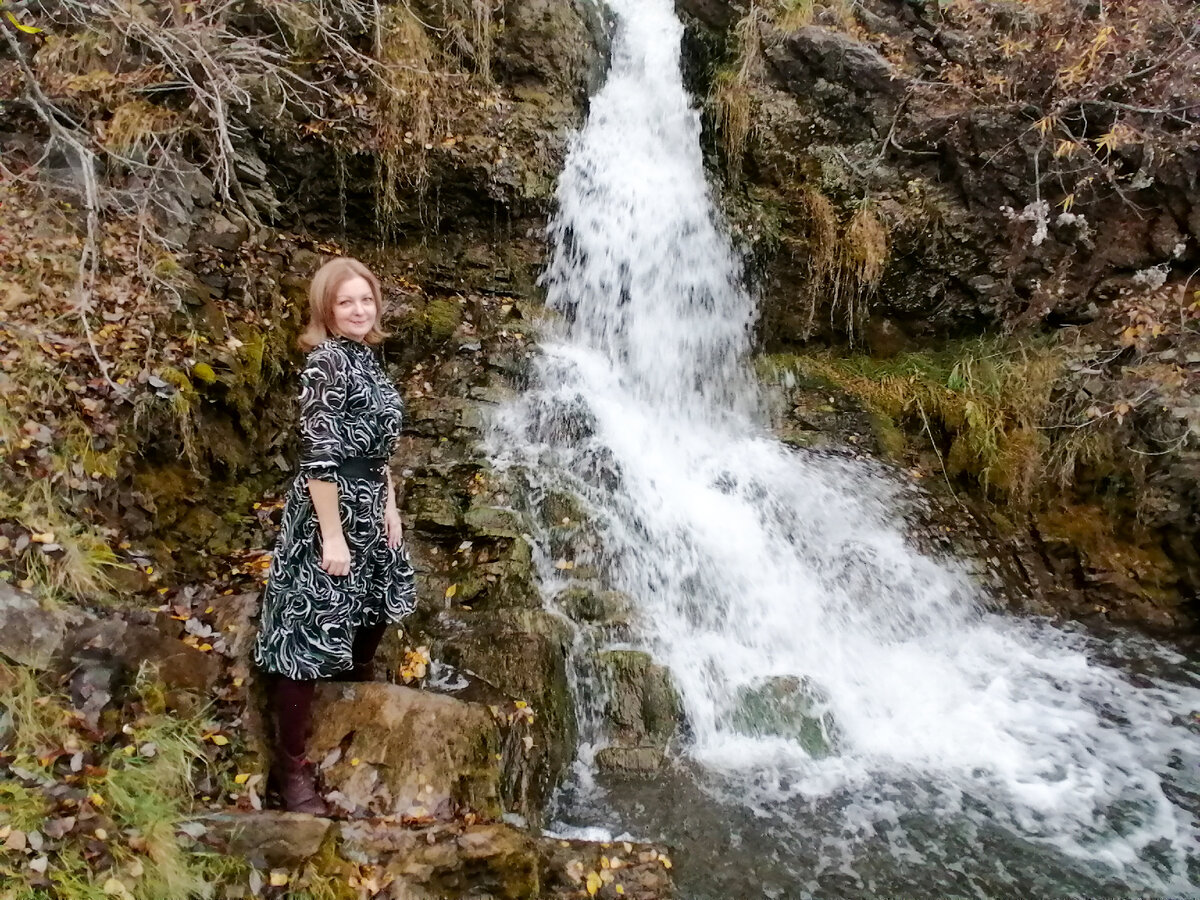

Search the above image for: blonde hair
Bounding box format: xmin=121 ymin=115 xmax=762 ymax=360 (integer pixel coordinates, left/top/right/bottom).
xmin=298 ymin=257 xmax=387 ymax=351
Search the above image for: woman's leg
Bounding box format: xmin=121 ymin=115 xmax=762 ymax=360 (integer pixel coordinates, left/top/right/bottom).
xmin=349 ymin=620 xmax=389 ymax=681
xmin=268 ymin=676 xmax=329 ymax=815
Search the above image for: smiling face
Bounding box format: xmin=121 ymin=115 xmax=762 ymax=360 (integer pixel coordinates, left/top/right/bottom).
xmin=330 ymin=275 xmax=378 ymax=341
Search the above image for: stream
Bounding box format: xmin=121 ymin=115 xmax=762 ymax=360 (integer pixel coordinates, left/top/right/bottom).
xmin=485 ymin=1 xmax=1200 ymax=896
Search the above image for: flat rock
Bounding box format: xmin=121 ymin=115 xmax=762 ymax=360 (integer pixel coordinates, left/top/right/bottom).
xmin=594 ymin=745 xmax=667 ymax=776
xmin=196 ymin=810 xmax=334 ymax=869
xmin=340 ymin=821 xmax=539 ymax=899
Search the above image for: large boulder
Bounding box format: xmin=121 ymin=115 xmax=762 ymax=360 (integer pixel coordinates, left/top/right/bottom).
xmin=434 ymin=608 xmax=578 ymax=819
xmin=309 ymin=682 xmax=503 ymax=820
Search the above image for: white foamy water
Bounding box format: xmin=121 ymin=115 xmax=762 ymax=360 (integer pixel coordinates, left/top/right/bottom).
xmin=486 ymin=0 xmax=1200 ymax=892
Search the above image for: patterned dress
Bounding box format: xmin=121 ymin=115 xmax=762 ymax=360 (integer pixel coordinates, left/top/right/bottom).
xmin=253 ymin=335 xmax=417 ymax=680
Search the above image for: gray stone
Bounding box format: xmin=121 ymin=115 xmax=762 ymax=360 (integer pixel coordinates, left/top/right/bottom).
xmin=0 ymin=584 xmax=75 ymax=669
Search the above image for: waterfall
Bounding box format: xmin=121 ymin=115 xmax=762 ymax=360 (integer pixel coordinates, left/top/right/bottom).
xmin=486 ymin=0 xmax=1200 ymax=894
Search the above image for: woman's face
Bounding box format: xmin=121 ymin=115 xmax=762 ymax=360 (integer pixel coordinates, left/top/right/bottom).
xmin=330 ymin=275 xmax=377 ymax=341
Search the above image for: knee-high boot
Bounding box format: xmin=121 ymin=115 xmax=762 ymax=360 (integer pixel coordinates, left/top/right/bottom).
xmin=268 ymin=677 xmax=329 ymax=815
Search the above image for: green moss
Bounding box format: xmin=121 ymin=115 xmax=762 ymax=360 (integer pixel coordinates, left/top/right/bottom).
xmin=424 ymin=298 xmax=462 ymax=341
xmin=191 ymin=362 xmax=217 ymax=385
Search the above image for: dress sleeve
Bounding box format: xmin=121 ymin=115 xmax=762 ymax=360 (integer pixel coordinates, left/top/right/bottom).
xmin=298 ymin=346 xmax=348 ymax=480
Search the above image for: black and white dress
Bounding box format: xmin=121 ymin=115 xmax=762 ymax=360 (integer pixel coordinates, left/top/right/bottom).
xmin=252 ymin=335 xmax=417 ymax=680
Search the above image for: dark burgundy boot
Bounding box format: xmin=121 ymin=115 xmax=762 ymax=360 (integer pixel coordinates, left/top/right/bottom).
xmin=269 ymin=677 xmax=329 ymax=816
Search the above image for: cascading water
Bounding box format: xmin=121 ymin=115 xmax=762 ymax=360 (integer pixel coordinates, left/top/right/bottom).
xmin=486 ymin=1 xmax=1200 ymax=896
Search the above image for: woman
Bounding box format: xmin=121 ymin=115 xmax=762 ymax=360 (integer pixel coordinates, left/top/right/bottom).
xmin=252 ymin=256 xmax=417 ymax=814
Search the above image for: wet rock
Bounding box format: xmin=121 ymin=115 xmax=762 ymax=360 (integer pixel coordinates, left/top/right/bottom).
xmin=463 ymin=504 xmax=525 ymax=539
xmin=555 ymin=585 xmax=632 ymax=626
xmin=435 ymin=609 xmax=577 ymax=818
xmin=595 ymin=745 xmax=666 ymax=776
xmin=0 ymin=584 xmax=77 ymax=669
xmin=196 ymin=810 xmax=334 ymax=869
xmin=595 ymin=650 xmax=681 ymax=751
xmin=720 ymin=675 xmax=839 ymax=759
xmin=309 ymin=682 xmax=503 ymax=820
xmin=496 ymin=0 xmax=609 ymax=96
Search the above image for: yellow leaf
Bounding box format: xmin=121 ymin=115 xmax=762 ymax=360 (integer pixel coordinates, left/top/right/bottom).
xmin=210 ymin=735 xmax=229 ymax=746
xmin=4 ymin=11 xmax=42 ymax=33
xmin=198 ymin=643 xmax=213 ymax=652
xmin=234 ymin=773 xmax=251 ymax=785
xmin=232 ymin=677 xmax=245 ymax=688
xmin=1059 ymin=193 xmax=1075 ymax=212
xmin=89 ymin=793 xmax=106 ymax=807
xmin=445 ymin=584 xmax=457 ymax=599
xmin=616 ymin=887 xmax=625 ymax=895
xmin=269 ymin=871 xmax=290 ymax=887
xmin=586 ymin=871 xmax=602 ymax=896
xmin=350 ymin=757 xmax=361 ymax=766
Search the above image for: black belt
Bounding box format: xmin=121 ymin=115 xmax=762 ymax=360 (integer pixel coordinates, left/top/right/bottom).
xmin=338 ymin=457 xmax=388 ymax=482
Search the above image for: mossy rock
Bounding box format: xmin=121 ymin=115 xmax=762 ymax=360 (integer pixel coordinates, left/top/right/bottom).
xmin=554 ymin=585 xmax=631 ymax=625
xmin=464 ymin=504 xmax=524 ymax=539
xmin=425 ymin=298 xmax=463 ymax=342
xmin=434 ymin=609 xmax=578 ymax=821
xmin=595 ymin=650 xmax=681 ymax=749
xmin=539 ymin=489 xmax=588 ymax=526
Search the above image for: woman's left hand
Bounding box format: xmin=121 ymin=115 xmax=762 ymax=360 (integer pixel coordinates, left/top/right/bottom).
xmin=385 ymin=505 xmax=404 ymax=549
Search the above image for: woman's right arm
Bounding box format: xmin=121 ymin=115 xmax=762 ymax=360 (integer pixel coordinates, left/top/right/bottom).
xmin=308 ymin=479 xmax=350 ymax=576
xmin=298 ymin=347 xmax=351 ymax=576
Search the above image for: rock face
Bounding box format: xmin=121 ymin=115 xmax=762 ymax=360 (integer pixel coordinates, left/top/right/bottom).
xmin=683 ymin=0 xmax=1200 ymax=627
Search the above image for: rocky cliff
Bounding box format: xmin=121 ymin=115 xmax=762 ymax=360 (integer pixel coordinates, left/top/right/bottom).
xmin=678 ymin=0 xmax=1200 ymax=629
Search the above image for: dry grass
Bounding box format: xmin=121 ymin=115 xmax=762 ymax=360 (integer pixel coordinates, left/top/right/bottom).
xmin=831 ymin=207 xmax=888 ymax=342
xmin=3 ymin=480 xmax=126 ymax=602
xmin=776 ymin=0 xmax=815 ymax=30
xmin=0 ymin=664 xmax=245 ymax=899
xmin=794 ymin=192 xmax=890 ymax=342
xmin=709 ymin=2 xmax=766 ymax=177
xmin=762 ymin=338 xmax=1065 ymax=503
